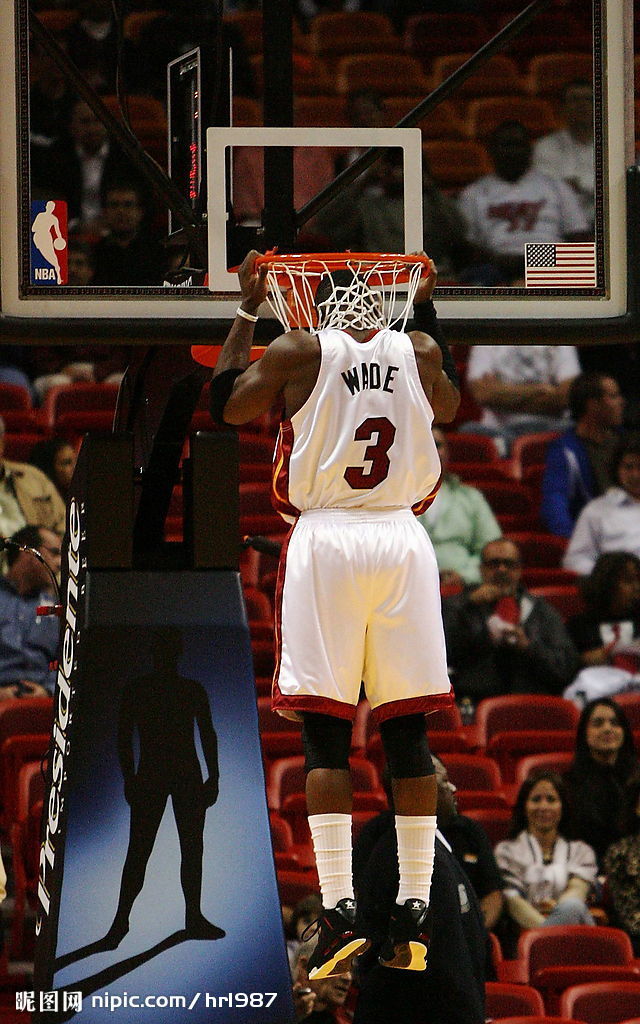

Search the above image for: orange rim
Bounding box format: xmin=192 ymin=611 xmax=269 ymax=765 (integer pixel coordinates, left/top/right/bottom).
xmin=254 ymin=250 xmax=430 ymax=286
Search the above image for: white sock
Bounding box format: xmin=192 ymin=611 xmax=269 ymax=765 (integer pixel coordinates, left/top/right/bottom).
xmin=395 ymin=815 xmax=437 ymax=906
xmin=308 ymin=813 xmax=353 ymax=909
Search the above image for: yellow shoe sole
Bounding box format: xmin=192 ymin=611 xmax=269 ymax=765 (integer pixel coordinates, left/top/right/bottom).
xmin=308 ymin=938 xmax=370 ymax=980
xmin=380 ymin=940 xmax=428 ymax=971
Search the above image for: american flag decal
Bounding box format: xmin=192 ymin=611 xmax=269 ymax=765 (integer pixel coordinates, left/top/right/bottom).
xmin=524 ymin=242 xmax=597 ymax=287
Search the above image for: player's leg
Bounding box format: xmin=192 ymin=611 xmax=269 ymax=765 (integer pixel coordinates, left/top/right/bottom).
xmin=302 ymin=711 xmax=370 ymax=980
xmin=363 ymin=514 xmax=450 ymax=970
xmin=377 ymin=714 xmax=436 ymax=971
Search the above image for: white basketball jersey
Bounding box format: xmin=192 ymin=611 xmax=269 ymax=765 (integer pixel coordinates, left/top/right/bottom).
xmin=272 ymin=327 xmax=441 ymax=521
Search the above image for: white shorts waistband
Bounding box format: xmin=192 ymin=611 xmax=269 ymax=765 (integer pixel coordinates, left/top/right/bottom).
xmin=298 ymin=507 xmax=414 ymax=524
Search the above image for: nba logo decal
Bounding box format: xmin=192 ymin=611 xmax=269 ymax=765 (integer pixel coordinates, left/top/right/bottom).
xmin=30 ymin=200 xmax=68 ymax=284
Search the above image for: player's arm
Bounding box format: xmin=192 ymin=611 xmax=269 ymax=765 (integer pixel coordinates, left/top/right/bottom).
xmin=210 ymin=249 xmax=290 ymax=424
xmin=409 ymin=259 xmax=460 ymax=423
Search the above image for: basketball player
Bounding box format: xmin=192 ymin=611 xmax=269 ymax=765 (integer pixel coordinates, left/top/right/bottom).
xmin=31 ymin=201 xmax=66 ymax=284
xmin=209 ymin=249 xmax=460 ymax=978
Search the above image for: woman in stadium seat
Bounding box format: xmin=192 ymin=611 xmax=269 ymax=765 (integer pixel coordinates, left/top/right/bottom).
xmin=564 ymin=697 xmax=639 ymax=868
xmin=495 ymin=768 xmax=597 ymax=937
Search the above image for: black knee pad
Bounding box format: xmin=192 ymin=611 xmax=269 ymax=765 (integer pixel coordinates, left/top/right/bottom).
xmin=302 ymin=712 xmax=352 ymax=772
xmin=380 ymin=714 xmax=434 ymax=779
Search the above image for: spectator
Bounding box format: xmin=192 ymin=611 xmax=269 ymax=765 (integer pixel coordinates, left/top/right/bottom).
xmin=564 ymin=553 xmax=640 ymax=707
xmin=29 ymin=40 xmax=76 ymax=148
xmin=542 ymin=372 xmax=625 ymax=537
xmin=66 ymin=0 xmax=119 ymax=94
xmin=604 ymin=768 xmax=640 ymax=954
xmin=339 ymin=88 xmax=388 ymax=171
xmin=315 ymin=149 xmax=470 ymax=281
xmin=353 ymin=757 xmax=504 ymax=933
xmin=442 ymin=538 xmax=580 ymax=708
xmin=417 ymin=427 xmax=501 ymax=588
xmin=564 ymin=697 xmax=639 ymax=867
xmin=351 ymin=780 xmax=486 ymax=1024
xmin=91 ymin=181 xmax=167 ymax=286
xmin=31 ymin=99 xmax=128 ymax=232
xmin=563 ymin=435 xmax=640 ymax=575
xmin=66 ymin=236 xmax=96 ymax=286
xmin=533 ymin=79 xmax=595 ymax=229
xmin=130 ymin=3 xmax=254 ymax=112
xmin=495 ymin=769 xmax=597 ymax=937
xmin=0 ymin=416 xmax=66 ymax=538
xmin=461 ymin=342 xmax=580 ymax=456
xmin=457 ymin=120 xmax=589 ymax=285
xmin=432 ymin=756 xmax=504 ymax=932
xmin=294 ymin=941 xmax=353 ymax=1023
xmin=579 ymin=341 xmax=640 ymax=432
xmin=287 ymin=892 xmax=324 ymax=972
xmin=0 ymin=524 xmax=62 ymax=699
xmin=28 ymin=438 xmax=78 ymax=505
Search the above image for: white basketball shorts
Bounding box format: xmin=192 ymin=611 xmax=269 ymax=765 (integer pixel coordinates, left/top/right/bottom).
xmin=272 ymin=508 xmax=453 ymax=722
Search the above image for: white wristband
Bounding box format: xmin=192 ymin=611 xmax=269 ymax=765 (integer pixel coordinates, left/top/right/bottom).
xmin=236 ymin=306 xmax=259 ymax=322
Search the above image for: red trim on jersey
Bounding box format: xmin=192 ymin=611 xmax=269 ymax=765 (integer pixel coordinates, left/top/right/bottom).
xmin=272 ymin=522 xmax=295 ymax=694
xmin=412 ymin=470 xmax=443 ymax=516
xmin=271 ymin=420 xmax=299 ymax=521
xmin=373 ymin=688 xmax=454 ymax=724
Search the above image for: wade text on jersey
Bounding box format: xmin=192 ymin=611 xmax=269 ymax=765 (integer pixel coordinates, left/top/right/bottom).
xmin=341 ymin=362 xmax=400 ymax=395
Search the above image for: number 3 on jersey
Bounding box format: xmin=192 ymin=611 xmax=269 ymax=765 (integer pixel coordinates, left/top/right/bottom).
xmin=344 ymin=416 xmax=396 ymax=490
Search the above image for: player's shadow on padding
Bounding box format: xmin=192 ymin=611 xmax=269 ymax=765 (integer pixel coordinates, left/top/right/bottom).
xmin=52 ymin=929 xmax=193 ymax=1022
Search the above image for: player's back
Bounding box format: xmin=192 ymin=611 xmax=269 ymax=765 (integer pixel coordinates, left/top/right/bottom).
xmin=272 ymin=326 xmax=441 ymax=519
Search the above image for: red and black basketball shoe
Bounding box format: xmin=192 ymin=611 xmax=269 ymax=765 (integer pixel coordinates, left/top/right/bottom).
xmin=305 ymin=898 xmax=370 ymax=980
xmin=378 ymin=898 xmax=431 ymax=971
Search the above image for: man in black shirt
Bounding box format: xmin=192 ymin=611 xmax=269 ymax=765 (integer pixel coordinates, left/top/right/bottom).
xmin=351 ymin=757 xmax=495 ymax=1023
xmin=352 ymin=830 xmax=486 ymax=1024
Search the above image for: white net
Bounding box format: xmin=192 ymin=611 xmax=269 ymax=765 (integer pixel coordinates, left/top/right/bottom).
xmin=261 ymin=254 xmax=427 ymax=334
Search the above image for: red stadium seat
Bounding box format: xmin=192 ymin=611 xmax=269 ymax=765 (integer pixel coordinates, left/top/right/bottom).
xmin=478 ymin=480 xmax=541 ymax=531
xmin=40 ymin=382 xmax=120 ymax=430
xmin=463 ymin=806 xmax=512 ymax=845
xmin=486 ymin=1018 xmax=580 ymax=1024
xmin=516 ymin=925 xmax=639 ymax=1013
xmin=485 ymin=982 xmax=545 ymax=1019
xmin=513 ymin=751 xmax=574 ymax=789
xmin=463 ymin=96 xmax=558 ymax=141
xmin=54 ymin=409 xmax=116 ymax=438
xmin=3 ymin=432 xmax=47 ymax=462
xmin=0 ymin=732 xmax=49 ymax=830
xmin=267 ymin=755 xmax=380 ymax=812
xmin=244 ymin=586 xmax=272 ymax=623
xmin=10 ymin=761 xmax=47 ymax=956
xmin=403 ymin=14 xmax=490 ymax=72
xmin=505 ymin=531 xmax=568 ymax=568
xmin=439 ymin=752 xmax=510 ymax=810
xmin=277 ymin=869 xmax=320 ymax=907
xmin=560 ymin=981 xmax=640 ymax=1024
xmin=438 ymin=752 xmax=502 ymax=791
xmin=269 ymin=812 xmax=294 ymax=851
xmin=0 ymin=384 xmax=32 ymax=410
xmin=528 ymin=584 xmax=584 ymax=621
xmin=613 ymin=693 xmax=640 ymax=731
xmin=509 ymin=431 xmax=562 ymax=480
xmin=473 ymin=695 xmax=579 ymax=751
xmin=472 ymin=696 xmax=579 ymax=781
xmin=449 ymin=462 xmax=511 ymax=483
xmin=444 ymin=432 xmax=502 ymax=463
xmin=257 ymin=696 xmax=302 ymax=759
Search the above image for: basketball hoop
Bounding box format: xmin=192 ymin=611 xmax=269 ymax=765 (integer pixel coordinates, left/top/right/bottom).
xmin=255 ymin=251 xmax=431 ymax=333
